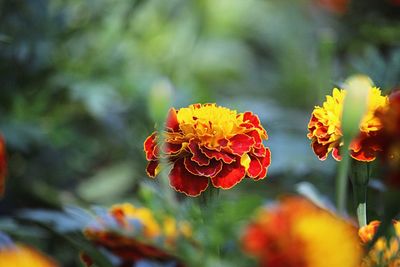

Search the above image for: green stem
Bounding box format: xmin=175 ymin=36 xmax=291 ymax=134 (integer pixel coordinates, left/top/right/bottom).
xmin=336 ymin=152 xmax=350 ymax=214
xmin=350 ymin=160 xmax=369 ymax=227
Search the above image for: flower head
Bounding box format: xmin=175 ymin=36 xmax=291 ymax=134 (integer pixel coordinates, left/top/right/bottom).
xmin=0 ymin=232 xmax=58 ymax=267
xmin=242 ymin=197 xmax=362 ymax=267
xmin=144 ymin=103 xmax=271 ymax=196
xmin=307 ymin=87 xmax=388 ymax=161
xmin=359 ymin=220 xmax=400 ymax=267
xmin=83 ymin=203 xmax=190 ymax=266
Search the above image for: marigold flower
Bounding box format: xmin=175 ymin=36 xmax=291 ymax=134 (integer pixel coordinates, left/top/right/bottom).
xmin=144 ymin=103 xmax=271 ymax=197
xmin=359 ymin=220 xmax=400 ymax=267
xmin=0 ymin=135 xmax=6 ymax=196
xmin=307 ymin=87 xmax=388 ymax=161
xmin=242 ymin=197 xmax=362 ymax=267
xmin=83 ymin=203 xmax=190 ymax=266
xmin=0 ymin=233 xmax=58 ymax=267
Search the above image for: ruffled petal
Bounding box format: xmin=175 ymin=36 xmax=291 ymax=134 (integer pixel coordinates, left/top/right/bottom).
xmin=169 ymin=158 xmax=209 ymax=196
xmin=211 ymin=160 xmax=246 ymax=189
xmin=247 ymin=156 xmax=262 ymax=178
xmin=228 ymin=134 xmax=255 ymax=156
xmin=188 ymin=140 xmax=210 ymax=166
xmin=146 ymin=161 xmax=160 ymax=178
xmin=184 ymin=158 xmax=223 ymax=177
xmin=165 ymin=108 xmax=180 ymax=132
xmin=311 ymin=141 xmax=329 ymax=161
xmin=144 ymin=132 xmax=158 ymax=161
xmin=199 ymin=146 xmax=235 ymax=163
xmin=254 ymin=148 xmax=271 ymax=180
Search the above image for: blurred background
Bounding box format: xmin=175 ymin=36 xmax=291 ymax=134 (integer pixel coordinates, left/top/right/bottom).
xmin=1 ymin=0 xmax=400 ymax=265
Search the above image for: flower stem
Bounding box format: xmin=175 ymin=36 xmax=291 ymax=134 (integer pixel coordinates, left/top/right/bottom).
xmin=336 ymin=152 xmax=350 ymax=214
xmin=350 ymin=160 xmax=369 ymax=227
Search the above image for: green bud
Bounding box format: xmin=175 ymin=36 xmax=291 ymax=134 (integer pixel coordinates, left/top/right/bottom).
xmin=341 ymin=75 xmax=373 ymax=145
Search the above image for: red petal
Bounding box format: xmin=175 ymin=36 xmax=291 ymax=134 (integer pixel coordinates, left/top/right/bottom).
xmin=169 ymin=158 xmax=209 ymax=196
xmin=184 ymin=158 xmax=223 ymax=177
xmin=144 ymin=132 xmax=158 ymax=161
xmin=247 ymin=156 xmax=262 ymax=178
xmin=165 ymin=108 xmax=180 ymax=132
xmin=146 ymin=161 xmax=159 ymax=178
xmin=211 ymin=160 xmax=246 ymax=189
xmin=246 ymin=130 xmax=262 ymax=148
xmin=243 ymin=112 xmax=261 ymax=129
xmin=332 ymin=147 xmax=342 ymax=161
xmin=164 ymin=143 xmax=183 ymax=155
xmin=311 ymin=141 xmax=329 ymax=161
xmin=229 ymin=134 xmax=255 ymax=156
xmin=200 ymin=146 xmax=235 ymax=163
xmin=253 ymin=146 xmax=267 ymax=158
xmin=188 ymin=140 xmax=210 ymax=166
xmin=254 ymin=148 xmax=271 ymax=180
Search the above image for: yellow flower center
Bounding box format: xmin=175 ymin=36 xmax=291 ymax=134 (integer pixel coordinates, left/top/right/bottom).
xmin=176 ymin=104 xmax=244 ymax=146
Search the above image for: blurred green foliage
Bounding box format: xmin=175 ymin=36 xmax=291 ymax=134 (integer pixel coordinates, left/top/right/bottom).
xmin=0 ymin=0 xmax=400 ymax=266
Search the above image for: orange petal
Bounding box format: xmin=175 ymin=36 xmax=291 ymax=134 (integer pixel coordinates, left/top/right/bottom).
xmin=165 ymin=108 xmax=180 ymax=132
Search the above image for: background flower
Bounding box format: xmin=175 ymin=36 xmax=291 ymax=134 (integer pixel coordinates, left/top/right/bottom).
xmin=83 ymin=203 xmax=190 ymax=266
xmin=144 ymin=104 xmax=271 ymax=197
xmin=242 ymin=196 xmax=362 ymax=267
xmin=359 ymin=220 xmax=400 ymax=267
xmin=307 ymin=87 xmax=388 ymax=162
xmin=0 ymin=232 xmax=58 ymax=267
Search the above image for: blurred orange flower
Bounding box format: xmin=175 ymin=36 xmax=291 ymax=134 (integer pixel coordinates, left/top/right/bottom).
xmin=144 ymin=103 xmax=271 ymax=196
xmin=83 ymin=203 xmax=190 ymax=266
xmin=359 ymin=220 xmax=400 ymax=267
xmin=0 ymin=135 xmax=7 ymax=196
xmin=0 ymin=233 xmax=58 ymax=267
xmin=375 ymin=90 xmax=400 ymax=188
xmin=307 ymin=87 xmax=388 ymax=162
xmin=317 ymin=0 xmax=350 ymax=14
xmin=242 ymin=197 xmax=362 ymax=267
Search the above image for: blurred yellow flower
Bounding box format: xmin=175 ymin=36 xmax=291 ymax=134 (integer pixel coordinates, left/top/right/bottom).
xmin=242 ymin=197 xmax=362 ymax=267
xmin=307 ymin=87 xmax=388 ymax=161
xmin=0 ymin=245 xmax=58 ymax=267
xmin=359 ymin=220 xmax=400 ymax=267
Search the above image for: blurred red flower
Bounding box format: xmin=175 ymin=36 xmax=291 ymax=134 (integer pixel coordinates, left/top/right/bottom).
xmin=144 ymin=103 xmax=271 ymax=197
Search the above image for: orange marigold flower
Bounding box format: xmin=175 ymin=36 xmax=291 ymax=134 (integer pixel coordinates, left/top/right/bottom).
xmin=0 ymin=135 xmax=6 ymax=196
xmin=144 ymin=103 xmax=271 ymax=197
xmin=307 ymin=87 xmax=388 ymax=162
xmin=83 ymin=203 xmax=190 ymax=266
xmin=0 ymin=233 xmax=58 ymax=267
xmin=242 ymin=197 xmax=362 ymax=267
xmin=359 ymin=220 xmax=400 ymax=267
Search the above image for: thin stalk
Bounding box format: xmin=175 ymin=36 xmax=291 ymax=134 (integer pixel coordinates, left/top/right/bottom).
xmin=336 ymin=152 xmax=350 ymax=214
xmin=350 ymin=161 xmax=369 ymax=227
